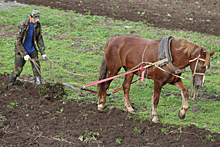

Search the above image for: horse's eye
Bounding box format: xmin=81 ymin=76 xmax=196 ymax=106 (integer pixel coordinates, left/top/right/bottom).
xmin=208 ymin=63 xmax=210 ymax=69
xmin=202 ymin=63 xmax=210 ymax=69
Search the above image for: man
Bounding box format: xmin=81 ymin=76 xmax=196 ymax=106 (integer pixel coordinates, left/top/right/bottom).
xmin=8 ymin=9 xmax=47 ymax=87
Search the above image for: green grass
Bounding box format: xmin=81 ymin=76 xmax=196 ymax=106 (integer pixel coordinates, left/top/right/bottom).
xmin=0 ymin=5 xmax=220 ymax=133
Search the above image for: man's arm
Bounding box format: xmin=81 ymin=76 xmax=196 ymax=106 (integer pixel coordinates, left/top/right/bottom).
xmin=15 ymin=21 xmax=28 ymax=57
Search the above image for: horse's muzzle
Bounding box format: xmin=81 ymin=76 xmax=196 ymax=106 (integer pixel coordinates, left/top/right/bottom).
xmin=193 ymin=76 xmax=203 ymax=89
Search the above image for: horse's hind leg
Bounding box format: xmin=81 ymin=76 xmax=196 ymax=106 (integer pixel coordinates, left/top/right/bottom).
xmin=98 ymin=69 xmax=120 ymax=110
xmin=97 ymin=79 xmax=112 ymax=110
xmin=173 ymin=80 xmax=189 ymax=119
xmin=123 ymin=73 xmax=135 ymax=113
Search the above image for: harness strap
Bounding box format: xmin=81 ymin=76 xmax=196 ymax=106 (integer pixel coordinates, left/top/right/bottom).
xmin=155 ymin=64 xmax=185 ymax=79
xmin=167 ymin=63 xmax=186 ymax=74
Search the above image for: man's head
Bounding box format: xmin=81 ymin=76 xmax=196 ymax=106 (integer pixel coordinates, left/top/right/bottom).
xmin=30 ymin=9 xmax=40 ymax=24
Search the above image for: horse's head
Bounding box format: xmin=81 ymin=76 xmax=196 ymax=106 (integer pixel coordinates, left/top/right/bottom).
xmin=189 ymin=49 xmax=216 ymax=89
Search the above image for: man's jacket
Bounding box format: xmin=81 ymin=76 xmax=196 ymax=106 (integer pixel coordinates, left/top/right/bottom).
xmin=14 ymin=18 xmax=45 ymax=57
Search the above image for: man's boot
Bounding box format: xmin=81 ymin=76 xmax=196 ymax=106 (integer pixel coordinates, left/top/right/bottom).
xmin=8 ymin=73 xmax=16 ymax=86
xmin=34 ymin=77 xmax=42 ymax=88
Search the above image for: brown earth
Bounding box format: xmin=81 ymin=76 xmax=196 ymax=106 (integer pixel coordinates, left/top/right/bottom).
xmin=1 ymin=73 xmax=220 ymax=147
xmin=6 ymin=0 xmax=220 ymax=36
xmin=1 ymin=0 xmax=220 ymax=146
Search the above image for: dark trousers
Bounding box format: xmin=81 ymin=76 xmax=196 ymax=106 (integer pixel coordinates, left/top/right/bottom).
xmin=11 ymin=50 xmax=41 ymax=78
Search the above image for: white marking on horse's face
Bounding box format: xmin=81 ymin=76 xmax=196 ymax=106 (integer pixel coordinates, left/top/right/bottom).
xmin=202 ymin=75 xmax=206 ymax=86
xmin=202 ymin=66 xmax=208 ymax=86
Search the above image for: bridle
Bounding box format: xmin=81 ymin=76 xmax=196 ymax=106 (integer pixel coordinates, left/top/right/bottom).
xmin=188 ymin=54 xmax=209 ymax=100
xmin=189 ymin=54 xmax=207 ymax=77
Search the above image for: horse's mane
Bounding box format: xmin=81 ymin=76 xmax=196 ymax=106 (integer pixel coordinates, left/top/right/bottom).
xmin=176 ymin=38 xmax=206 ymax=57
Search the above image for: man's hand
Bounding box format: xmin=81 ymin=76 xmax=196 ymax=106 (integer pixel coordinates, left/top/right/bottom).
xmin=42 ymin=54 xmax=47 ymax=60
xmin=24 ymin=55 xmax=31 ymax=61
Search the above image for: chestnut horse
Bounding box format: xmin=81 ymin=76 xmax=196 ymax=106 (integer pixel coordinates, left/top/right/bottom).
xmin=97 ymin=34 xmax=216 ymax=123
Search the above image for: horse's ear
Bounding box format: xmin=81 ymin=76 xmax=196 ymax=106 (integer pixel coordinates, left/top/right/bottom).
xmin=203 ymin=52 xmax=210 ymax=67
xmin=210 ymin=50 xmax=216 ymax=56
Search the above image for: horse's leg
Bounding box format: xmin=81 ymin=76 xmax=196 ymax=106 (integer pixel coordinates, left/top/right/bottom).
xmin=151 ymin=80 xmax=163 ymax=123
xmin=173 ymin=80 xmax=189 ymax=119
xmin=98 ymin=69 xmax=121 ymax=110
xmin=97 ymin=79 xmax=112 ymax=110
xmin=123 ymin=73 xmax=135 ymax=113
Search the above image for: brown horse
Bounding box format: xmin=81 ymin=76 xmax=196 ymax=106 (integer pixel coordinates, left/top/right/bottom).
xmin=97 ymin=34 xmax=216 ymax=123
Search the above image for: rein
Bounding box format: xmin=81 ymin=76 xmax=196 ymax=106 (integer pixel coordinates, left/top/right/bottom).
xmin=29 ymin=57 xmax=91 ymax=85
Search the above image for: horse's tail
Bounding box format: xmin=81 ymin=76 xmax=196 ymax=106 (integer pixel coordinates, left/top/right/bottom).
xmin=97 ymin=37 xmax=114 ymax=101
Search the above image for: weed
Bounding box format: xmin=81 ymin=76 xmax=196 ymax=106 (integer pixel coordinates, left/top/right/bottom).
xmin=57 ymin=108 xmax=64 ymax=113
xmin=78 ymin=128 xmax=100 ymax=142
xmin=0 ymin=115 xmax=6 ymax=120
xmin=118 ymin=124 xmax=123 ymax=127
xmin=2 ymin=82 xmax=7 ymax=88
xmin=161 ymin=128 xmax=169 ymax=135
xmin=134 ymin=127 xmax=143 ymax=134
xmin=116 ymin=138 xmax=122 ymax=144
xmin=59 ymin=131 xmax=64 ymax=136
xmin=174 ymin=135 xmax=181 ymax=140
xmin=51 ymin=115 xmax=55 ymax=120
xmin=10 ymin=101 xmax=19 ymax=108
xmin=39 ymin=85 xmax=50 ymax=94
xmin=167 ymin=13 xmax=172 ymax=17
xmin=206 ymin=134 xmax=216 ymax=142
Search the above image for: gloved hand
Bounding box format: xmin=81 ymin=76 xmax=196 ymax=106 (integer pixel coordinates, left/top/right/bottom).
xmin=24 ymin=55 xmax=31 ymax=61
xmin=42 ymin=54 xmax=47 ymax=60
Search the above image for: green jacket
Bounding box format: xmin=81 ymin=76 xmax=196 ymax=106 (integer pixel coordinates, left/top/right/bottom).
xmin=14 ymin=18 xmax=45 ymax=57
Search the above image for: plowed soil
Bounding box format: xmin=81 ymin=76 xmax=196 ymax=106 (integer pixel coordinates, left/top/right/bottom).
xmin=1 ymin=0 xmax=220 ymax=146
xmin=6 ymin=0 xmax=220 ymax=36
xmin=1 ymin=73 xmax=220 ymax=146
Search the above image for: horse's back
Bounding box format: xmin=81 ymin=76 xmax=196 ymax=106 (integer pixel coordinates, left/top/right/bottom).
xmin=107 ymin=34 xmax=152 ymax=55
xmin=107 ymin=35 xmax=161 ymax=66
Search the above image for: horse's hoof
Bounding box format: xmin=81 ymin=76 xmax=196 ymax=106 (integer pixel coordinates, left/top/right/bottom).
xmin=178 ymin=110 xmax=186 ymax=119
xmin=127 ymin=108 xmax=135 ymax=114
xmin=98 ymin=104 xmax=104 ymax=111
xmin=129 ymin=110 xmax=135 ymax=114
xmin=152 ymin=117 xmax=159 ymax=123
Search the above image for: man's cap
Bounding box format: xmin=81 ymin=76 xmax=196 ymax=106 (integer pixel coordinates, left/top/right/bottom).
xmin=30 ymin=9 xmax=40 ymax=22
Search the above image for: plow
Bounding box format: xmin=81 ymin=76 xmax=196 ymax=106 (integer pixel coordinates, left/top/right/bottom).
xmin=30 ymin=58 xmax=113 ymax=96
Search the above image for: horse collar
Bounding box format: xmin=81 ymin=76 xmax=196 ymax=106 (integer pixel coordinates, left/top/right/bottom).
xmin=159 ymin=36 xmax=186 ymax=74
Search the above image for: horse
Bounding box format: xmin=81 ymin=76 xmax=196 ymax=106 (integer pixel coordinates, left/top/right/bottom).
xmin=97 ymin=34 xmax=216 ymax=123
